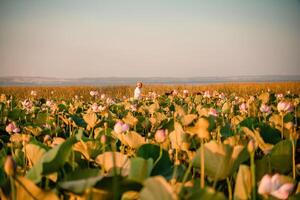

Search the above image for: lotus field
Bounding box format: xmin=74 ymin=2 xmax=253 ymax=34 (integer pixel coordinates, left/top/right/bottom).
xmin=0 ymin=85 xmax=300 ymax=200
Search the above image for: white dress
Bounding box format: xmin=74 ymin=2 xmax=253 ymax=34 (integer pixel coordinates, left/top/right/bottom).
xmin=134 ymin=87 xmax=142 ymax=100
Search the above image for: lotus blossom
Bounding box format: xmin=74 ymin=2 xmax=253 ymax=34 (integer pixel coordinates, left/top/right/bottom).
xmin=208 ymin=108 xmax=218 ymax=117
xmin=276 ymin=93 xmax=284 ymax=99
xmin=239 ymin=103 xmax=248 ymax=113
xmin=130 ymin=104 xmax=137 ymax=112
xmin=91 ymin=103 xmax=100 ymax=112
xmin=90 ymin=90 xmax=98 ymax=97
xmin=183 ymin=90 xmax=189 ymax=94
xmin=30 ymin=90 xmax=37 ymax=96
xmin=6 ymin=122 xmax=20 ymax=133
xmin=100 ymin=135 xmax=106 ymax=144
xmin=203 ymin=91 xmax=211 ymax=98
xmin=100 ymin=93 xmax=106 ymax=99
xmin=155 ymin=129 xmax=167 ymax=143
xmin=258 ymin=174 xmax=294 ymax=199
xmin=260 ymin=104 xmax=272 ymax=114
xmin=172 ymin=90 xmax=178 ymax=96
xmin=22 ymin=99 xmax=33 ymax=111
xmin=46 ymin=100 xmax=54 ymax=107
xmin=114 ymin=121 xmax=129 ymax=134
xmin=106 ymin=98 xmax=115 ymax=105
xmin=218 ymin=93 xmax=225 ymax=99
xmin=277 ymin=101 xmax=294 ymax=113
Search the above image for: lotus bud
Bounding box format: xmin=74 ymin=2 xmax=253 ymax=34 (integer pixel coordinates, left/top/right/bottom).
xmin=277 ymin=101 xmax=294 ymax=113
xmin=4 ymin=155 xmax=16 ymax=176
xmin=208 ymin=108 xmax=218 ymax=117
xmin=6 ymin=122 xmax=19 ymax=134
xmin=30 ymin=90 xmax=37 ymax=96
xmin=239 ymin=103 xmax=248 ymax=113
xmin=114 ymin=121 xmax=124 ymax=134
xmin=260 ymin=104 xmax=272 ymax=114
xmin=172 ymin=90 xmax=178 ymax=96
xmin=122 ymin=123 xmax=129 ymax=132
xmin=203 ymin=91 xmax=211 ymax=98
xmin=155 ymin=129 xmax=167 ymax=143
xmin=100 ymin=135 xmax=106 ymax=144
xmin=276 ymin=93 xmax=284 ymax=99
xmin=247 ymin=139 xmax=255 ymax=154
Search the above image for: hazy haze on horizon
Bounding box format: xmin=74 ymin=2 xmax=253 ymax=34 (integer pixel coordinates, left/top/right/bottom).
xmin=0 ymin=0 xmax=300 ymax=78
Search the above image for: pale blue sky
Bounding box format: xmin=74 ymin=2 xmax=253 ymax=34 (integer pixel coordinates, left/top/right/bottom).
xmin=0 ymin=0 xmax=300 ymax=78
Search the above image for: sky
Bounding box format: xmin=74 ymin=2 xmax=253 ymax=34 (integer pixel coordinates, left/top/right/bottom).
xmin=0 ymin=0 xmax=300 ymax=78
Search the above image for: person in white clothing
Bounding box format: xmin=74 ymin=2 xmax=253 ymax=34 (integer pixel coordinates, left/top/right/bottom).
xmin=134 ymin=82 xmax=143 ymax=100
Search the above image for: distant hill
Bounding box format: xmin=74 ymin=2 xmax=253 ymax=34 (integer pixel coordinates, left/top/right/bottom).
xmin=0 ymin=75 xmax=299 ymax=86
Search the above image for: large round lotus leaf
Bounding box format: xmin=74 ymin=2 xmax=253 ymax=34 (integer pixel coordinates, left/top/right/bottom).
xmin=25 ymin=141 xmax=48 ymax=167
xmin=180 ymin=114 xmax=197 ymax=126
xmin=139 ymin=176 xmax=177 ymax=200
xmin=137 ymin=144 xmax=172 ymax=178
xmin=95 ymin=152 xmax=130 ymax=176
xmin=258 ymin=123 xmax=281 ymax=144
xmin=15 ymin=176 xmax=59 ymax=200
xmin=270 ymin=140 xmax=292 ymax=174
xmin=73 ymin=140 xmax=102 ymax=160
xmin=123 ymin=112 xmax=138 ymax=127
xmin=128 ymin=157 xmax=153 ymax=183
xmin=193 ymin=141 xmax=248 ymax=180
xmin=83 ymin=111 xmax=99 ymax=129
xmin=169 ymin=122 xmax=185 ymax=149
xmin=59 ymin=175 xmax=103 ymax=194
xmin=26 ymin=137 xmax=77 ymax=183
xmin=114 ymin=131 xmax=146 ymax=149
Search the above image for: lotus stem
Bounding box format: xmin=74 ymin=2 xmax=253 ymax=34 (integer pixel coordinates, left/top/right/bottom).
xmin=200 ymin=138 xmax=205 ymax=189
xmin=111 ymin=142 xmax=119 ymax=200
xmin=292 ymin=138 xmax=296 ymax=180
xmin=226 ymin=177 xmax=232 ymax=200
xmin=281 ymin=113 xmax=284 ymax=139
xmin=171 ymin=148 xmax=179 ymax=183
xmin=250 ymin=152 xmax=256 ymax=200
xmin=10 ymin=176 xmax=16 ymax=200
xmin=178 ymin=161 xmax=193 ymax=195
xmin=153 ymin=144 xmax=163 ymax=168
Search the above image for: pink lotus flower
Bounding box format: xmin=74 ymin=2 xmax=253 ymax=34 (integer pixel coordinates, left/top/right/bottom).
xmin=277 ymin=101 xmax=294 ymax=113
xmin=208 ymin=108 xmax=218 ymax=117
xmin=6 ymin=122 xmax=20 ymax=133
xmin=172 ymin=90 xmax=178 ymax=96
xmin=30 ymin=90 xmax=37 ymax=96
xmin=22 ymin=99 xmax=33 ymax=110
xmin=258 ymin=174 xmax=294 ymax=199
xmin=183 ymin=90 xmax=189 ymax=94
xmin=114 ymin=121 xmax=129 ymax=134
xmin=218 ymin=93 xmax=225 ymax=99
xmin=155 ymin=129 xmax=167 ymax=143
xmin=276 ymin=93 xmax=284 ymax=99
xmin=130 ymin=105 xmax=137 ymax=112
xmin=239 ymin=103 xmax=248 ymax=113
xmin=90 ymin=91 xmax=98 ymax=97
xmin=260 ymin=104 xmax=272 ymax=114
xmin=100 ymin=135 xmax=106 ymax=144
xmin=100 ymin=94 xmax=106 ymax=99
xmin=203 ymin=91 xmax=211 ymax=98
